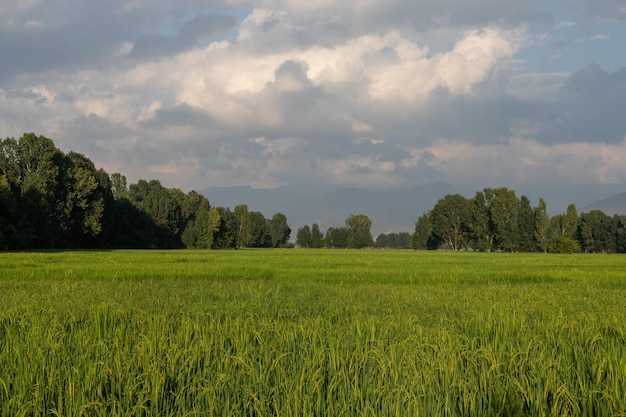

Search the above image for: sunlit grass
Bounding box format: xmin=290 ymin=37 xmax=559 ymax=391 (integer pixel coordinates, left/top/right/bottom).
xmin=1 ymin=249 xmax=625 ymax=415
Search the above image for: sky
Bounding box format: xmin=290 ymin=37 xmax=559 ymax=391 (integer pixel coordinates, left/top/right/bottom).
xmin=2 ymin=0 xmax=626 ymax=204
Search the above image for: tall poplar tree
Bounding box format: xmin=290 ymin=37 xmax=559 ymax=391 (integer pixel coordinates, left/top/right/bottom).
xmin=234 ymin=204 xmax=252 ymax=249
xmin=534 ymin=198 xmax=549 ymax=253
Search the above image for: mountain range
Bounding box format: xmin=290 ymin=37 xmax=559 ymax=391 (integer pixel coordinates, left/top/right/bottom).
xmin=200 ymin=182 xmax=458 ymax=236
xmin=200 ymin=183 xmax=626 ymax=237
xmin=583 ymin=192 xmax=626 ymax=215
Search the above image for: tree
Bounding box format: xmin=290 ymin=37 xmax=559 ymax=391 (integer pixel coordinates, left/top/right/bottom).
xmin=430 ymin=194 xmax=470 ymax=251
xmin=234 ymin=204 xmax=252 ymax=249
xmin=517 ymin=195 xmax=535 ymax=252
xmin=205 ymin=208 xmax=221 ymax=248
xmin=269 ymin=212 xmax=291 ymax=248
xmin=56 ymin=151 xmax=110 ymax=247
xmin=534 ymin=198 xmax=549 ymax=253
xmin=249 ymin=211 xmax=271 ymax=247
xmin=129 ymin=179 xmax=183 ymax=248
xmin=413 ymin=211 xmax=435 ymax=250
xmin=0 ymin=133 xmax=63 ymax=248
xmin=0 ymin=175 xmax=16 ymax=249
xmin=111 ymin=172 xmax=128 ymax=200
xmin=376 ymin=232 xmax=412 ymax=248
xmin=549 ymin=203 xmax=578 ymax=246
xmin=615 ymin=215 xmax=626 ymax=253
xmin=177 ymin=190 xmax=212 ymax=249
xmin=325 ymin=227 xmax=350 ymax=248
xmin=467 ymin=191 xmax=494 ymax=251
xmin=577 ymin=210 xmax=616 ymax=253
xmin=213 ymin=207 xmax=236 ymax=249
xmin=549 ymin=236 xmax=579 ymax=253
xmin=296 ymin=225 xmax=312 ymax=248
xmin=311 ymin=223 xmax=324 ymax=248
xmin=489 ymin=187 xmax=519 ymax=252
xmin=345 ymin=214 xmax=374 ymax=248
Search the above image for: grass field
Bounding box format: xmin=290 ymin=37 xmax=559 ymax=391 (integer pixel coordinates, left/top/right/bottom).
xmin=1 ymin=249 xmax=625 ymax=416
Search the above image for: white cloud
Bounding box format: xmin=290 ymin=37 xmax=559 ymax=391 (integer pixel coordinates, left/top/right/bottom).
xmin=1 ymin=0 xmax=626 ymax=198
xmin=408 ymin=137 xmax=626 ymax=187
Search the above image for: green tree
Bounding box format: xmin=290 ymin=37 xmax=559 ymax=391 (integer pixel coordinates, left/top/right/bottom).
xmin=269 ymin=212 xmax=291 ymax=248
xmin=549 ymin=236 xmax=579 ymax=253
xmin=430 ymin=194 xmax=470 ymax=251
xmin=213 ymin=207 xmax=236 ymax=249
xmin=129 ymin=179 xmax=183 ymax=248
xmin=296 ymin=224 xmax=312 ymax=248
xmin=325 ymin=227 xmax=349 ymax=248
xmin=57 ymin=152 xmax=111 ymax=247
xmin=111 ymin=172 xmax=128 ymax=200
xmin=577 ymin=210 xmax=616 ymax=253
xmin=615 ymin=215 xmax=626 ymax=253
xmin=205 ymin=208 xmax=221 ymax=248
xmin=517 ymin=195 xmax=535 ymax=252
xmin=413 ymin=211 xmax=434 ymax=250
xmin=234 ymin=204 xmax=252 ymax=249
xmin=0 ymin=133 xmax=63 ymax=248
xmin=179 ymin=205 xmax=221 ymax=249
xmin=249 ymin=211 xmax=271 ymax=247
xmin=177 ymin=190 xmax=212 ymax=249
xmin=489 ymin=187 xmax=519 ymax=252
xmin=467 ymin=191 xmax=494 ymax=252
xmin=311 ymin=223 xmax=324 ymax=248
xmin=548 ymin=203 xmax=578 ymax=244
xmin=345 ymin=214 xmax=374 ymax=248
xmin=0 ymin=175 xmax=16 ymax=249
xmin=534 ymin=198 xmax=549 ymax=253
xmin=376 ymin=232 xmax=412 ymax=248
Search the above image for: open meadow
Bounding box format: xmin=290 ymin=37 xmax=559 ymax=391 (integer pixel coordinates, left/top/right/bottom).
xmin=1 ymin=249 xmax=625 ymax=416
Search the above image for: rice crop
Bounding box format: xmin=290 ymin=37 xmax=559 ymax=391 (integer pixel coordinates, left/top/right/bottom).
xmin=1 ymin=250 xmax=625 ymax=416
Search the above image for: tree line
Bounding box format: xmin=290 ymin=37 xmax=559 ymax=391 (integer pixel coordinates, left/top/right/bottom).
xmin=2 ymin=134 xmax=625 ymax=252
xmin=296 ymin=214 xmax=375 ymax=249
xmin=0 ymin=134 xmax=290 ymax=250
xmin=412 ymin=188 xmax=626 ymax=253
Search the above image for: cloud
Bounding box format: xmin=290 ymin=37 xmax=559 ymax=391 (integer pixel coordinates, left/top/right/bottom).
xmin=409 ymin=137 xmax=626 ymax=188
xmin=128 ymin=14 xmax=237 ymax=60
xmin=1 ymin=0 xmax=626 ymax=197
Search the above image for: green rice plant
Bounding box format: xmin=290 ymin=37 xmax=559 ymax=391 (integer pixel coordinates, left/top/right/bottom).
xmin=1 ymin=249 xmax=626 ymax=415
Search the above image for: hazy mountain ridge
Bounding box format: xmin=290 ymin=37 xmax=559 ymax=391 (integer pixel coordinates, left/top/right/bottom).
xmin=201 ymin=182 xmax=459 ymax=236
xmin=200 ymin=183 xmax=626 ymax=238
xmin=582 ymin=192 xmax=626 ymax=215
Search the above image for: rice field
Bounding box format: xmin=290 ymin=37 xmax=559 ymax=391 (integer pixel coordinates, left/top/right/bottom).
xmin=0 ymin=249 xmax=625 ymax=416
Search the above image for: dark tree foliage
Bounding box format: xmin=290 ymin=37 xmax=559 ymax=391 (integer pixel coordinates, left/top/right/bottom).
xmin=0 ymin=134 xmax=111 ymax=249
xmin=577 ymin=210 xmax=617 ymax=253
xmin=0 ymin=175 xmax=16 ymax=250
xmin=212 ymin=207 xmax=237 ymax=249
xmin=325 ymin=227 xmax=350 ymax=248
xmin=615 ymin=215 xmax=626 ymax=253
xmin=310 ymin=223 xmax=324 ymax=248
xmin=375 ymin=232 xmax=412 ymax=249
xmin=345 ymin=214 xmax=374 ymax=248
xmin=430 ymin=194 xmax=470 ymax=251
xmin=517 ymin=195 xmax=535 ymax=252
xmin=249 ymin=211 xmax=272 ymax=248
xmin=269 ymin=212 xmax=291 ymax=248
xmin=489 ymin=188 xmax=519 ymax=252
xmin=467 ymin=191 xmax=494 ymax=252
xmin=296 ymin=224 xmax=312 ymax=248
xmin=2 ymin=133 xmax=624 ymax=253
xmin=128 ymin=179 xmax=183 ymax=248
xmin=413 ymin=212 xmax=435 ymax=250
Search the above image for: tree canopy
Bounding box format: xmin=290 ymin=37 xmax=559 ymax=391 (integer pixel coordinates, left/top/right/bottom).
xmin=2 ymin=133 xmax=625 ymax=253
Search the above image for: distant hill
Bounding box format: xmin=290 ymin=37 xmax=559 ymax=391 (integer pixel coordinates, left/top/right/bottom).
xmin=200 ymin=182 xmax=459 ymax=236
xmin=582 ymin=192 xmax=626 ymax=215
